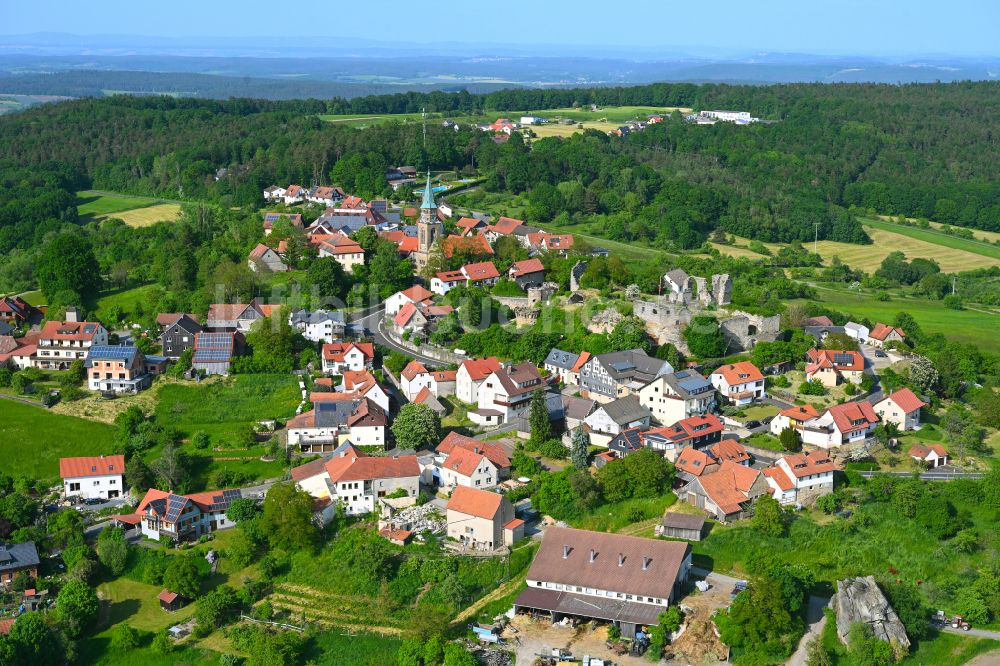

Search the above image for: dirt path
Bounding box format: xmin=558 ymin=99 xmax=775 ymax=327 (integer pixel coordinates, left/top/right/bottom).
xmin=787 ymin=597 xmax=831 ymax=666
xmin=964 ymin=650 xmax=1000 ymax=666
xmin=450 ymin=577 xmax=523 ymax=627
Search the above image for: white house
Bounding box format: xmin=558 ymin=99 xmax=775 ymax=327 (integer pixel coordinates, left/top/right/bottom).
xmin=709 ymin=361 xmax=766 ymax=406
xmin=263 ymin=185 xmax=286 ymax=201
xmin=385 ymin=286 xmax=435 ymax=316
xmin=762 ymin=450 xmax=835 ymax=506
xmin=133 ymin=488 xmax=240 ymax=542
xmin=638 ymin=370 xmax=716 ymax=426
xmin=35 ymin=320 xmax=109 ymax=370
xmin=60 ymin=455 xmax=125 ymax=500
xmin=438 ymin=446 xmax=500 ymax=492
xmin=909 ymin=444 xmax=948 ymax=467
xmin=321 ymin=342 xmax=374 ymax=375
xmin=283 ymin=184 xmax=305 ymax=205
xmin=289 ymin=310 xmax=345 ymax=343
xmin=474 ymin=362 xmax=545 ymax=425
xmin=291 ymin=445 xmax=420 ymax=517
xmin=873 ymin=388 xmax=925 ymax=431
xmin=844 ymin=322 xmax=870 ymax=344
xmin=430 ymin=270 xmax=466 ymax=296
xmin=400 ymin=361 xmax=457 ymax=401
xmin=456 ymin=357 xmax=502 ymax=404
xmin=248 ymin=243 xmax=287 ymax=273
xmin=770 ymin=404 xmax=821 ymax=436
xmin=337 ymin=370 xmax=390 ymax=412
xmin=286 ymin=398 xmax=388 ymax=452
xmin=799 ymin=401 xmax=879 ymax=449
xmin=316 ymin=235 xmax=365 ymax=273
xmin=584 ymin=395 xmax=652 ymax=442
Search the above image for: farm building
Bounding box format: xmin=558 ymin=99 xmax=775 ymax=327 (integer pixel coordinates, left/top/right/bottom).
xmin=655 ymin=513 xmax=706 ymax=541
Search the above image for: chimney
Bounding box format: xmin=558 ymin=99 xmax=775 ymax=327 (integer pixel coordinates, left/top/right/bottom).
xmin=563 ymin=545 xmax=570 ymax=559
xmin=643 ymin=557 xmax=652 ymax=571
xmin=589 ymin=549 xmax=596 ymax=563
xmin=618 ymin=553 xmax=625 ymax=567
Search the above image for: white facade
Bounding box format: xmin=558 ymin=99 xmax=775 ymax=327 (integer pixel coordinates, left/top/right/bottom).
xmin=638 ymin=377 xmax=715 ymax=426
xmin=332 ymin=476 xmax=418 ymax=516
xmin=584 ymin=406 xmax=650 ymax=438
xmin=322 ymin=346 xmax=369 ymax=375
xmin=140 ymin=506 xmax=233 ymax=542
xmin=64 ymin=473 xmax=123 ymax=500
xmin=709 ymin=375 xmax=765 ymax=406
xmin=385 ymin=291 xmax=428 ymax=316
xmin=844 ymin=322 xmax=870 ymax=343
xmin=456 ymin=364 xmax=488 ymax=404
xmin=439 ymin=456 xmax=499 ymax=492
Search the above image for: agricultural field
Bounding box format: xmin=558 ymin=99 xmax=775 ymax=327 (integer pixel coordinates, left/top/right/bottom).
xmin=799 ymin=284 xmax=1000 ymax=348
xmin=878 ymin=214 xmax=1000 ymax=245
xmin=815 ymin=223 xmax=1000 ymax=274
xmin=0 ymin=398 xmax=117 ymax=479
xmin=77 ymin=190 xmax=183 ymax=227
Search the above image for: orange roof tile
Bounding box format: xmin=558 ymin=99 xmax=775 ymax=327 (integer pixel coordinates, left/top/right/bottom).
xmin=446 ymin=485 xmax=503 ymax=519
xmin=60 ymin=455 xmax=125 ymax=479
xmin=713 ymin=361 xmax=764 ymax=386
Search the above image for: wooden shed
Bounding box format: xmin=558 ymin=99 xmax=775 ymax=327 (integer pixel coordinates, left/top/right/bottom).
xmin=656 ymin=512 xmax=706 ymax=541
xmin=159 ymin=589 xmax=182 ymax=612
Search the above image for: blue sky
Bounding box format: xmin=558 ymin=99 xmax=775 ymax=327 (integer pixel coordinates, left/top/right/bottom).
xmin=4 ymin=0 xmax=999 ymax=57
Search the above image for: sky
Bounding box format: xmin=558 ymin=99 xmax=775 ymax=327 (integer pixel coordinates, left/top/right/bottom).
xmin=3 ymin=0 xmax=1000 ymax=57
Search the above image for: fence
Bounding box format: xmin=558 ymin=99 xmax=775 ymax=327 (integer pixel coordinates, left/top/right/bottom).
xmin=383 ymin=325 xmax=466 ymax=365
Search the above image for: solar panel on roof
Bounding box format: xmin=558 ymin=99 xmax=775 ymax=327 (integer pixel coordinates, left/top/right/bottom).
xmin=833 ymin=353 xmax=853 ymax=365
xmin=610 ymin=361 xmax=635 ymax=371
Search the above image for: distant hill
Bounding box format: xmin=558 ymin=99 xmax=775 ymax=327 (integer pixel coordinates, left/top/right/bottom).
xmin=0 ymin=70 xmax=519 ymax=101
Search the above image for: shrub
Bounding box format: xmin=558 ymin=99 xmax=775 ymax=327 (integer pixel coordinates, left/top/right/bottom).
xmin=151 ymin=632 xmax=173 ymax=655
xmin=110 ymin=623 xmax=140 ymax=652
xmin=799 ymin=379 xmax=827 ymax=396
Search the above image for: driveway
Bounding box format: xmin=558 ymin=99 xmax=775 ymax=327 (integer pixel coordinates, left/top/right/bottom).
xmin=787 ymin=596 xmax=831 ymax=666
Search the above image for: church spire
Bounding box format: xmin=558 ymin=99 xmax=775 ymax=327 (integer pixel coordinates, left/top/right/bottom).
xmin=421 ymin=171 xmax=436 ymax=210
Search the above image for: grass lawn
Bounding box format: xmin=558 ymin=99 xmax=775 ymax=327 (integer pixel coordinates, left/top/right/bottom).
xmin=797 ymin=286 xmax=1000 ymax=348
xmin=0 ymin=398 xmax=116 ymax=480
xmin=94 ymin=283 xmax=165 ymax=323
xmin=747 ymin=432 xmax=785 ymax=452
xmin=740 ymin=403 xmax=780 ymax=421
xmin=305 ymin=630 xmax=404 ymax=665
xmin=109 ymin=204 xmax=183 ymax=227
xmin=570 ymin=492 xmax=676 ymax=533
xmin=97 ymin=576 xmax=196 ymax=632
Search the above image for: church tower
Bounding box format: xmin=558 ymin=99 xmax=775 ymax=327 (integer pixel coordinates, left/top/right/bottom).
xmin=414 ymin=171 xmax=443 ymax=270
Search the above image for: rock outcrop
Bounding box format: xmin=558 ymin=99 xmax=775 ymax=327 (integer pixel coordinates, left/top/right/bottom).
xmin=835 ymin=576 xmax=910 ymax=650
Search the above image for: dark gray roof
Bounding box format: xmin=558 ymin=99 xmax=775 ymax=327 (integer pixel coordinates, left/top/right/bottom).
xmin=594 ymin=349 xmax=671 ymax=383
xmin=596 ymin=395 xmax=651 ymax=426
xmin=561 ymin=395 xmax=597 ymax=421
xmin=168 ymin=315 xmax=202 ymax=335
xmin=665 ymin=268 xmax=689 ymax=285
xmin=0 ymin=321 xmax=13 ymax=336
xmin=0 ymin=541 xmax=40 ymax=573
xmin=661 ymin=370 xmax=713 ymax=398
xmin=660 ymin=513 xmax=705 ymax=531
xmin=544 ymin=348 xmax=579 ymax=371
xmin=290 ymin=310 xmax=345 ymax=326
xmin=804 ymin=325 xmax=847 ymax=341
xmin=314 ymin=399 xmax=361 ymax=428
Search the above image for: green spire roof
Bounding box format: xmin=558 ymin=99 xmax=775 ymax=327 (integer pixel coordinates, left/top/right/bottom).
xmin=421 ymin=172 xmax=436 ymax=210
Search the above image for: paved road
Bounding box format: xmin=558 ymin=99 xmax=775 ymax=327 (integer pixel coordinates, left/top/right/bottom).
xmin=857 ymin=470 xmax=984 ymax=480
xmin=474 ymin=422 xmax=518 ymax=440
xmin=690 ymin=566 xmax=744 ymax=587
xmin=351 ymin=304 xmax=447 ymax=368
xmin=939 ymin=624 xmax=1000 ymax=640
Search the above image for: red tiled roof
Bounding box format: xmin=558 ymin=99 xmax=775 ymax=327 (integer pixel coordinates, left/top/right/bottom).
xmin=249 ymin=243 xmax=273 ymax=259
xmin=159 ymin=590 xmax=178 ymax=604
xmin=675 ymin=447 xmax=716 ymax=477
xmin=779 ymin=404 xmax=819 ymax=422
xmin=398 ymin=285 xmax=434 ymax=303
xmin=763 ymin=466 xmax=794 ymax=491
xmin=712 ymin=361 xmax=764 ymax=386
xmin=698 ymin=461 xmax=761 ymax=514
xmin=398 ymin=236 xmax=419 ymax=254
xmin=885 ymin=388 xmax=925 ymax=413
xmin=460 ymin=356 xmax=502 ymax=381
xmin=909 ymin=444 xmax=947 ymax=460
xmin=504 ymin=518 xmax=525 ymax=530
xmin=710 ymin=439 xmax=750 ymax=464
xmin=432 ymin=370 xmax=457 ymax=382
xmin=803 ymin=316 xmax=834 ymax=327
xmin=446 ymin=485 xmax=503 ymax=519
xmin=490 ymin=217 xmax=524 ymax=235
xmin=463 ymin=261 xmax=500 ymax=281
xmin=826 ymin=400 xmax=879 ymax=434
xmin=781 ymin=450 xmax=836 ymax=478
xmin=394 ymin=302 xmax=421 ymax=328
xmin=401 ymin=360 xmax=429 ymax=381
xmin=413 ymin=386 xmax=433 ymax=404
xmin=807 ymin=348 xmax=864 ymax=373
xmin=0 ymin=619 xmax=12 ymax=635
xmin=441 ymin=446 xmax=491 ymax=477
xmin=290 ymin=454 xmax=329 ymax=482
xmin=435 ymin=269 xmax=466 ymax=284
xmin=40 ymin=320 xmax=104 ymax=342
xmin=60 ymin=455 xmax=125 ymax=479
xmin=570 ymin=351 xmax=591 ymax=373
xmin=319 ymin=236 xmax=363 ymax=255
xmin=321 ymin=342 xmax=374 ymax=363
xmin=438 ymin=432 xmax=511 ymax=469
xmin=870 ymin=323 xmax=905 ymax=341
xmin=509 ymin=258 xmax=544 ymax=277
xmin=325 ymin=452 xmax=420 ymax=483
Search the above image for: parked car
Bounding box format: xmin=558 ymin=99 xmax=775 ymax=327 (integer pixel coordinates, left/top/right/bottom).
xmin=761 ymin=415 xmax=775 ymax=425
xmin=83 ymin=497 xmax=104 ymax=506
xmin=745 ymin=420 xmax=762 ymax=429
xmin=874 ymin=350 xmax=887 ymax=358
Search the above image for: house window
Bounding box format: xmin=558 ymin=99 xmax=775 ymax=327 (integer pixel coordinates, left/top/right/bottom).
xmin=93 ymin=480 xmax=100 ymax=486
xmin=69 ymin=482 xmax=80 ymax=491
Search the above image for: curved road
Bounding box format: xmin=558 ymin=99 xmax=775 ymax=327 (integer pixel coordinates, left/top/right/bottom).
xmin=351 ymin=304 xmax=449 ymax=368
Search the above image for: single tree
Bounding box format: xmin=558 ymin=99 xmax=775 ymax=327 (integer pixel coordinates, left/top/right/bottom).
xmin=36 ymin=233 xmax=102 ymax=306
xmin=163 ymin=555 xmax=203 ymax=600
xmin=528 ymin=390 xmax=551 ymax=447
xmin=570 ymin=428 xmax=590 ymax=469
xmin=97 ymin=526 xmax=128 ymax=576
xmin=57 ymin=578 xmax=100 ymax=637
xmin=226 ymin=498 xmax=261 ymax=523
xmin=391 ymin=403 xmax=441 ymax=451
xmin=779 ymin=427 xmax=802 ymax=452
xmin=259 ymin=482 xmax=319 ymax=552
xmin=751 ymin=495 xmax=785 ymax=537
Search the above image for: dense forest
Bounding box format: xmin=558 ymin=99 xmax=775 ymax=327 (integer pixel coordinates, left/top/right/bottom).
xmin=2 ymin=81 xmax=1000 ymax=261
